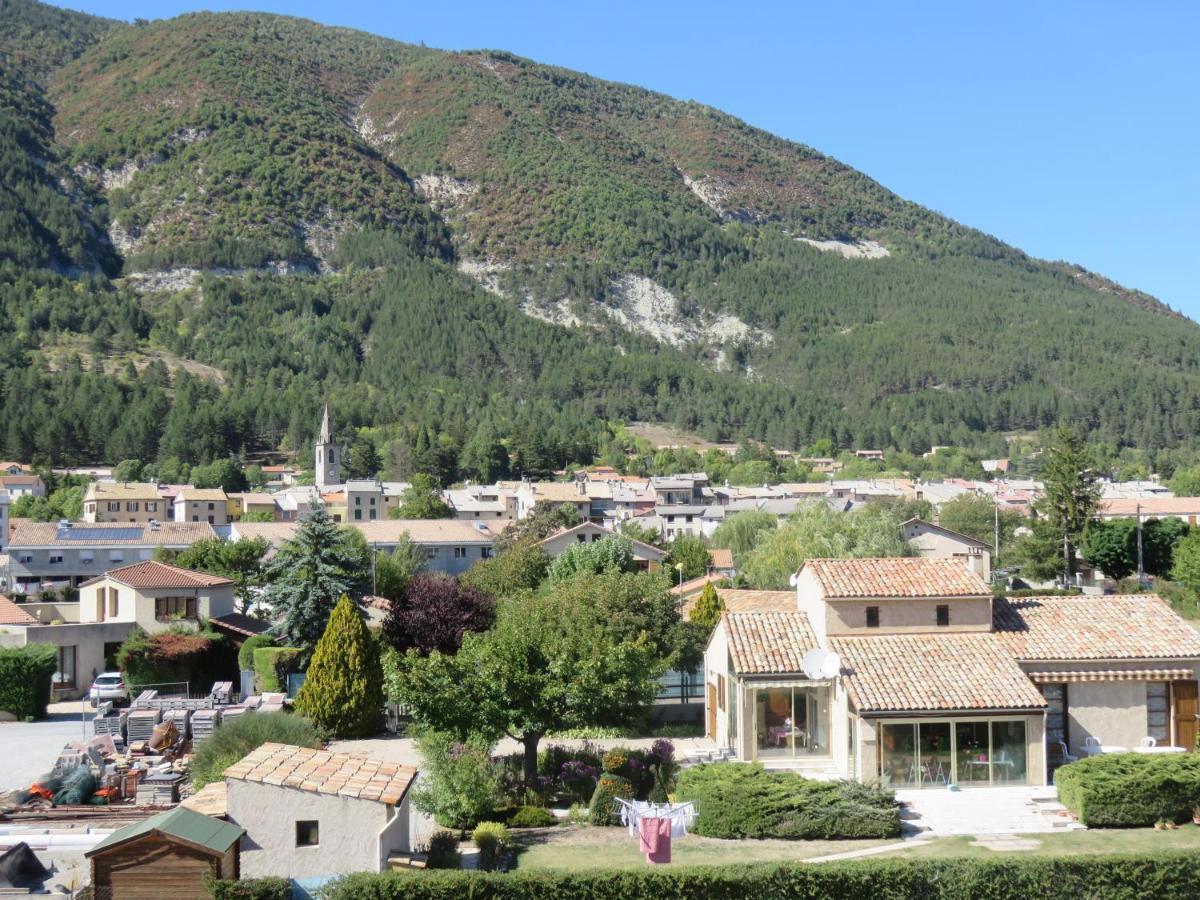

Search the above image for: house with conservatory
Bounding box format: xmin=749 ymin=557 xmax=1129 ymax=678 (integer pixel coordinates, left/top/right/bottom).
xmin=704 ymin=557 xmax=1200 ymax=788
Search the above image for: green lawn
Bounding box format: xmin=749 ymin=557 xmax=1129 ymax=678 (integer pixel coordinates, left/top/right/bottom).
xmin=509 ymin=823 xmax=1200 ymax=871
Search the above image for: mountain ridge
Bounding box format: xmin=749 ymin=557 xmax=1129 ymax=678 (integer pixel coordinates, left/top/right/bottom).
xmin=2 ymin=0 xmax=1200 ymax=469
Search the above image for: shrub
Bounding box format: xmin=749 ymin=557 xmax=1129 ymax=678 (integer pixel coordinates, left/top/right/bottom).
xmin=190 ymin=711 xmax=320 ymax=788
xmin=0 ymin=643 xmax=56 ymax=719
xmin=117 ymin=626 xmax=236 ymax=693
xmin=506 ymin=806 xmax=557 ymax=828
xmin=320 ymin=853 xmax=1200 ymax=899
xmin=252 ymin=647 xmax=302 ymax=693
xmin=602 ymin=750 xmax=628 ymax=773
xmin=412 ymin=732 xmax=500 ymax=833
xmin=588 ymin=773 xmax=633 ymax=826
xmin=295 ymin=595 xmax=383 ymax=737
xmin=237 ymin=634 xmax=275 ymax=672
xmin=676 ymin=763 xmax=900 ymax=840
xmin=423 ymin=829 xmax=460 ymax=869
xmin=204 ymin=875 xmax=291 ymax=899
xmin=1056 ymin=752 xmax=1200 ymax=826
xmin=472 ymin=821 xmax=509 ymax=871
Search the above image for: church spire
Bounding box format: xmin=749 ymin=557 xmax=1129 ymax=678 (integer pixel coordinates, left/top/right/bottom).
xmin=319 ymin=402 xmax=332 ymax=444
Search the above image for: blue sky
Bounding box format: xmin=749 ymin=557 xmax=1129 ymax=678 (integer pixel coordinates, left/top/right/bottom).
xmin=53 ymin=0 xmax=1200 ymax=317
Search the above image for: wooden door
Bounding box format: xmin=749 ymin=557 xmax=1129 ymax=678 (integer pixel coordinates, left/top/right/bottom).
xmin=1173 ymin=681 xmax=1198 ymax=750
xmin=706 ymin=684 xmax=717 ymax=739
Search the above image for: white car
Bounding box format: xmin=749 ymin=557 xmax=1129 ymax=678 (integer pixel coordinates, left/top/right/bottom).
xmin=88 ymin=672 xmax=129 ymax=708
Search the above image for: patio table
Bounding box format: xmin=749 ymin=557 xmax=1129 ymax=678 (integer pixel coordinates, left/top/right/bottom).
xmin=1081 ymin=745 xmax=1127 ymax=756
xmin=1133 ymin=745 xmax=1186 ymax=754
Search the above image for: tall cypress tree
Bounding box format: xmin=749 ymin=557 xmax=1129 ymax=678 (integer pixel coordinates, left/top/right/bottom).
xmin=261 ymin=502 xmax=366 ymax=651
xmin=295 ymin=595 xmax=382 ymax=738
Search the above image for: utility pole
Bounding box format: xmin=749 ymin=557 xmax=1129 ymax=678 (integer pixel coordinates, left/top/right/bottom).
xmin=1136 ymin=502 xmax=1145 ymax=586
xmin=993 ymin=503 xmax=1000 ymax=566
xmin=1062 ymin=529 xmax=1071 ymax=588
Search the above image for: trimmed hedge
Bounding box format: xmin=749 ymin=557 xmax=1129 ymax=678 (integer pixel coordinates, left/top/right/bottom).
xmin=507 ymin=806 xmax=558 ymax=828
xmin=205 ymin=875 xmax=290 ymax=899
xmin=676 ymin=763 xmax=899 ymax=840
xmin=0 ymin=643 xmax=57 ymax=719
xmin=589 ymin=773 xmax=633 ymax=826
xmin=237 ymin=634 xmax=275 ymax=672
xmin=252 ymin=646 xmax=302 ymax=693
xmin=320 ymin=853 xmax=1200 ymax=899
xmin=1056 ymin=753 xmax=1200 ymax=826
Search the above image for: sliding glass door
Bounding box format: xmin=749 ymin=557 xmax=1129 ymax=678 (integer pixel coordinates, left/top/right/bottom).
xmin=878 ymin=719 xmax=1028 ymax=787
xmin=753 ymin=684 xmax=833 ymax=758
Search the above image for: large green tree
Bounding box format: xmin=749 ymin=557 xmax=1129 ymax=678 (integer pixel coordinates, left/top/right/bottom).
xmin=260 ymin=503 xmax=367 ymax=651
xmin=740 ymin=503 xmax=910 ymax=589
xmin=1033 ymin=426 xmax=1102 ymax=579
xmin=391 ymin=473 xmax=452 ymax=519
xmin=461 ymin=541 xmax=550 ymax=599
xmin=295 ymin=595 xmax=382 ymax=738
xmin=936 ymin=494 xmax=1024 ymax=564
xmin=710 ymin=509 xmax=777 ymax=560
xmin=667 ymin=534 xmax=712 ymax=580
xmin=175 ymin=536 xmax=270 ymax=613
xmin=392 ymin=591 xmax=660 ymax=785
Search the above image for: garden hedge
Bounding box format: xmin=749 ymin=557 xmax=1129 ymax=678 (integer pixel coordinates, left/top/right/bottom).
xmin=1056 ymin=753 xmax=1200 ymax=826
xmin=252 ymin=646 xmax=303 ymax=693
xmin=0 ymin=643 xmax=57 ymax=719
xmin=237 ymin=634 xmax=275 ymax=672
xmin=320 ymin=853 xmax=1200 ymax=899
xmin=676 ymin=763 xmax=900 ymax=840
xmin=204 ymin=875 xmax=290 ymax=899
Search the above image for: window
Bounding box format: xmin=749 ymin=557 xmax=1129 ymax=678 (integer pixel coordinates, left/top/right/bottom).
xmin=147 ymin=502 xmax=157 ymax=513
xmin=754 ymin=684 xmax=832 ymax=757
xmin=49 ymin=554 xmax=63 ymax=565
xmin=717 ymin=674 xmax=726 ymax=711
xmin=107 ymin=501 xmax=120 ymax=512
xmin=208 ymin=503 xmax=215 ymax=511
xmin=109 ymin=551 xmax=124 ymax=563
xmin=685 ymin=515 xmax=694 ymax=523
xmin=1041 ymin=684 xmax=1068 ymax=748
xmin=355 ymin=496 xmax=362 ymax=506
xmin=369 ymin=510 xmax=377 ymax=520
xmin=865 ymin=606 xmax=880 ymax=628
xmin=192 ymin=515 xmax=199 ymax=522
xmin=127 ymin=502 xmax=139 ymax=512
xmin=54 ymin=646 xmax=76 ymax=689
xmin=155 ymin=596 xmax=197 ymax=620
xmin=354 ymin=509 xmax=363 ymax=521
xmin=425 ymin=547 xmax=439 ymax=559
xmin=108 ymin=587 xmax=118 ymax=619
xmin=369 ymin=497 xmax=376 ymax=506
xmin=1147 ymin=683 xmax=1170 ymax=743
xmin=481 ymin=547 xmax=493 ymax=558
xmin=454 ymin=547 xmax=468 ymax=559
xmin=207 ymin=516 xmax=214 ymax=524
xmin=17 ymin=553 xmax=33 ymax=564
xmin=80 ymin=553 xmax=94 ymax=564
xmin=576 ymin=534 xmax=586 ymax=543
xmin=296 ymin=820 xmax=319 ymax=847
xmin=936 ymin=605 xmax=950 ymax=627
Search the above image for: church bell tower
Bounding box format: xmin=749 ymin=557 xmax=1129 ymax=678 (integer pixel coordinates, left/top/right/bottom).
xmin=315 ymin=402 xmax=340 ymax=487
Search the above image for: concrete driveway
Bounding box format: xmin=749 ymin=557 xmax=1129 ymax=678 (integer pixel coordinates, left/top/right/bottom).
xmin=0 ymin=701 xmax=94 ymax=792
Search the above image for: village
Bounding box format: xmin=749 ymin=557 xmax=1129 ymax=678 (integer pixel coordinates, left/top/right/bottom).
xmin=2 ymin=408 xmax=1200 ymax=896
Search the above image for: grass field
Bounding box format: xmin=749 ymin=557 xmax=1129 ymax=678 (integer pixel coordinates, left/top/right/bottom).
xmin=509 ymin=823 xmax=1200 ymax=871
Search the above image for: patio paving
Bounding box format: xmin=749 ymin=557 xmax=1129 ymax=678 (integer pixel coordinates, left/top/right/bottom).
xmin=895 ymin=786 xmax=1084 ymax=836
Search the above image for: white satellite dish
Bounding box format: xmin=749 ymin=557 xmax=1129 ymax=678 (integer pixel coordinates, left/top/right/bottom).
xmin=820 ymin=652 xmax=842 ymax=679
xmin=788 ymin=572 xmax=799 ymax=588
xmin=802 ymin=649 xmax=828 ymax=680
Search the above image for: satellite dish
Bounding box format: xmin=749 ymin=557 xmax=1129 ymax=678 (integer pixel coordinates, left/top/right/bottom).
xmin=788 ymin=572 xmax=799 ymax=588
xmin=802 ymin=649 xmax=828 ymax=680
xmin=820 ymin=652 xmax=842 ymax=679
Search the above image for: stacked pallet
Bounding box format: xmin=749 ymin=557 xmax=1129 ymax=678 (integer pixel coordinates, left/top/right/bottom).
xmin=93 ymin=714 xmax=123 ymax=738
xmin=126 ymin=709 xmax=161 ymax=744
xmin=135 ymin=773 xmax=183 ymax=806
xmin=190 ymin=708 xmax=220 ymax=743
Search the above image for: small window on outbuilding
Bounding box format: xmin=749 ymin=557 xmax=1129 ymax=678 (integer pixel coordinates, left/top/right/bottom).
xmin=865 ymin=606 xmax=880 ymax=628
xmin=296 ymin=820 xmax=319 ymax=847
xmin=936 ymin=604 xmax=950 ymax=627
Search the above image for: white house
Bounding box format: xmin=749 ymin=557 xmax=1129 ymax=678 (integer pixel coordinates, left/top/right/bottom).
xmin=901 ymin=517 xmax=991 ymax=581
xmin=78 ymin=561 xmax=236 ymax=632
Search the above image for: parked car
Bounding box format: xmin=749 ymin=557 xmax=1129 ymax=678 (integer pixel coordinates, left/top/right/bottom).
xmin=88 ymin=672 xmax=128 ymax=708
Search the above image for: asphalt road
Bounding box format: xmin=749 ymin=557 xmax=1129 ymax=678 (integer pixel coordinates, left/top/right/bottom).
xmin=0 ymin=701 xmax=94 ymax=792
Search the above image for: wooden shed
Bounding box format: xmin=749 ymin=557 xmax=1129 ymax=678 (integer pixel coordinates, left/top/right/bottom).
xmin=86 ymin=806 xmax=243 ymax=899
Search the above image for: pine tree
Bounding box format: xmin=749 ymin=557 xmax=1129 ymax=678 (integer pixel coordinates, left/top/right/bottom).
xmin=295 ymin=595 xmax=382 ymax=738
xmin=1036 ymin=426 xmax=1102 ymax=578
xmin=261 ymin=502 xmax=367 ymax=650
xmin=689 ymin=582 xmax=726 ymax=630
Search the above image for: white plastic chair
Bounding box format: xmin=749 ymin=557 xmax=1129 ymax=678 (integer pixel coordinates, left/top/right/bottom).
xmin=1139 ymin=736 xmax=1157 ymax=748
xmin=1082 ymin=736 xmax=1101 ymax=754
xmin=1054 ymin=741 xmax=1077 ymax=763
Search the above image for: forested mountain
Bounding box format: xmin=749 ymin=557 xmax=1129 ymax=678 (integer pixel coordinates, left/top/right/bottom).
xmin=3 ymin=0 xmax=1200 ymax=474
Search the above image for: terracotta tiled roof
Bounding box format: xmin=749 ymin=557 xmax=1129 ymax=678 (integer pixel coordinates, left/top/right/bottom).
xmin=529 ymin=482 xmax=589 ymax=502
xmin=716 ymin=589 xmax=795 ymax=613
xmin=1100 ymin=498 xmax=1200 ymax=518
xmin=708 ymin=548 xmax=735 ymax=569
xmin=84 ymin=481 xmax=161 ymax=500
xmin=673 ymin=573 xmax=726 ymax=600
xmin=994 ymin=594 xmax=1200 ymax=660
xmin=9 ymin=521 xmax=216 ymax=547
xmin=176 ymin=488 xmax=228 ymax=502
xmin=84 ymin=560 xmax=233 ymax=589
xmin=830 ymin=632 xmax=1047 ymax=712
xmin=356 ymin=520 xmax=498 ymax=544
xmin=224 ymin=742 xmax=417 ymax=805
xmin=803 ymin=557 xmax=988 ymax=599
xmin=725 ymin=611 xmax=819 ymax=674
xmin=0 ymin=475 xmax=42 ymax=486
xmin=0 ymin=594 xmax=37 ymax=625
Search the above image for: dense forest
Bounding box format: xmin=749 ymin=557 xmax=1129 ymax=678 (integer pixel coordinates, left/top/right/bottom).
xmin=3 ymin=0 xmax=1200 ymax=475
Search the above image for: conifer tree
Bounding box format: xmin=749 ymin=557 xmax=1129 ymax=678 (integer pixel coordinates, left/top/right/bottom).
xmin=295 ymin=595 xmax=382 ymax=738
xmin=689 ymin=582 xmax=726 ymax=630
xmin=261 ymin=503 xmax=366 ymax=651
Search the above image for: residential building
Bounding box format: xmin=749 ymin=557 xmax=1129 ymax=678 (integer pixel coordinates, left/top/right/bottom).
xmin=0 ymin=474 xmax=45 ymax=498
xmin=315 ymin=402 xmax=340 ymax=488
xmin=0 ymin=462 xmax=29 ymax=476
xmin=5 ymin=520 xmax=216 ymax=595
xmin=704 ymin=556 xmax=1200 ymax=787
xmin=646 ymin=504 xmax=721 ymax=541
xmin=515 ymin=481 xmax=592 ymax=521
xmin=650 ymin=474 xmax=709 ymax=506
xmin=228 ymin=492 xmax=279 ymax=521
xmin=0 ymin=489 xmax=7 ymax=551
xmin=232 ymin=519 xmax=501 ymax=577
xmin=82 ymin=482 xmax=166 ymax=523
xmin=78 ymin=561 xmax=236 ymax=633
xmin=1098 ymin=497 xmax=1200 ymax=524
xmin=86 ymin=806 xmax=242 ymax=900
xmin=902 ymin=517 xmax=991 ymax=581
xmin=224 ymin=742 xmax=420 ymax=880
xmin=537 ymin=522 xmax=666 ymax=572
xmin=445 ymin=484 xmax=516 ymax=520
xmin=173 ymin=488 xmax=230 ymax=525
xmin=345 ymin=480 xmax=387 ymax=522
